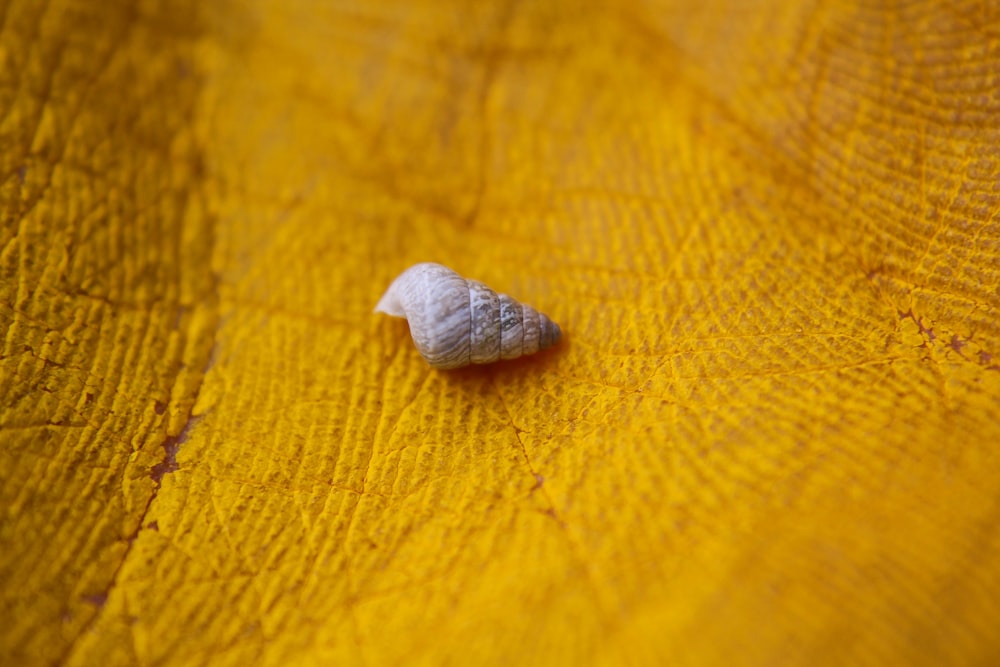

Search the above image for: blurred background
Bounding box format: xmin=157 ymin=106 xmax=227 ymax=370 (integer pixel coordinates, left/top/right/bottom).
xmin=2 ymin=1 xmax=999 ymax=665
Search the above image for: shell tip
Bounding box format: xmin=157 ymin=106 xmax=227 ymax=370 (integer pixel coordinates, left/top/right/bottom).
xmin=539 ymin=317 xmax=562 ymax=349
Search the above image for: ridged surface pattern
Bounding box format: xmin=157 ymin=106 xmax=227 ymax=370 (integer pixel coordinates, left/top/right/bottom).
xmin=1 ymin=0 xmax=999 ymax=665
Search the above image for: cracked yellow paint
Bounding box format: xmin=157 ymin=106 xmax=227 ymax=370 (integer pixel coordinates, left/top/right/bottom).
xmin=2 ymin=0 xmax=1000 ymax=665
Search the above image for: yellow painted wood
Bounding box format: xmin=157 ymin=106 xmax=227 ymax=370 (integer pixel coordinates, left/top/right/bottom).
xmin=2 ymin=1 xmax=999 ymax=665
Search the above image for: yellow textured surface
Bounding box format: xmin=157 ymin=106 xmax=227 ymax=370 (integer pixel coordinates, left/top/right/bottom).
xmin=2 ymin=0 xmax=1000 ymax=665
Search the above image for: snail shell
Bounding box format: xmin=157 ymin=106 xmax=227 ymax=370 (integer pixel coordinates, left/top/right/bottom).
xmin=374 ymin=263 xmax=562 ymax=369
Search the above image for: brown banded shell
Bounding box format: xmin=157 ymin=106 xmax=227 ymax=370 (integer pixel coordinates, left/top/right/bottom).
xmin=374 ymin=263 xmax=562 ymax=369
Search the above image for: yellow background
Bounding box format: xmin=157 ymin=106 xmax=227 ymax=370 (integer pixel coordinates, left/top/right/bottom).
xmin=2 ymin=0 xmax=999 ymax=665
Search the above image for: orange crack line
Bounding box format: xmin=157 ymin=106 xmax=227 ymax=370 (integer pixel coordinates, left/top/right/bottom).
xmin=489 ymin=373 xmax=617 ymax=628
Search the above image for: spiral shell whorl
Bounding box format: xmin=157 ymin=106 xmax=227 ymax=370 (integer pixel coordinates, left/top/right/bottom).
xmin=375 ymin=263 xmax=561 ymax=369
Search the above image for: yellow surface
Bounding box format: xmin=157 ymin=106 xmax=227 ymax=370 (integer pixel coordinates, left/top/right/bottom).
xmin=2 ymin=0 xmax=1000 ymax=665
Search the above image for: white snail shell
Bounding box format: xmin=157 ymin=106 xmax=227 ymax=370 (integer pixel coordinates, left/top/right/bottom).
xmin=375 ymin=263 xmax=562 ymax=369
